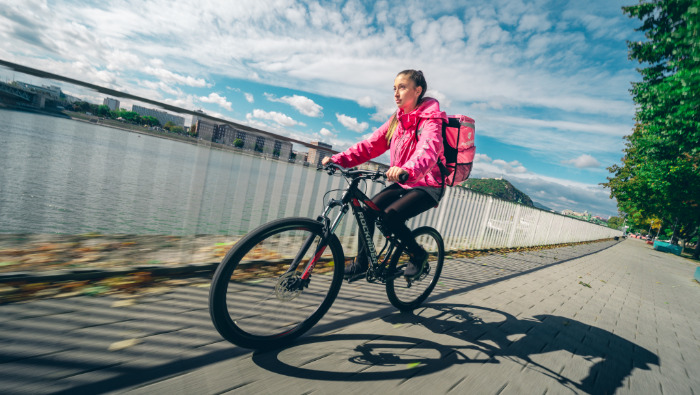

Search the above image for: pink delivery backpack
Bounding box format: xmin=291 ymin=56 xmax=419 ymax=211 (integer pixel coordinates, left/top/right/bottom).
xmin=438 ymin=115 xmax=476 ymax=186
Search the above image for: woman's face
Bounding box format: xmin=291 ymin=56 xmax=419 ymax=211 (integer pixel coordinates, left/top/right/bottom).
xmin=394 ymin=74 xmax=422 ymax=112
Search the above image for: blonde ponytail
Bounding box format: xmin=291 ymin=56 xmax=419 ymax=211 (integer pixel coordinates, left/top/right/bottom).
xmin=385 ymin=113 xmax=398 ymax=143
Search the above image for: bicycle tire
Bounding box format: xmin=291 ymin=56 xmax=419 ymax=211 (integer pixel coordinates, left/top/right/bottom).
xmin=386 ymin=226 xmax=445 ymax=312
xmin=209 ymin=217 xmax=345 ymax=349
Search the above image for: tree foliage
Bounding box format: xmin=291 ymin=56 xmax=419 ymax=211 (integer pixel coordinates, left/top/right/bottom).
xmin=604 ymin=0 xmax=699 ymax=252
xmin=607 ymin=216 xmax=624 ymax=230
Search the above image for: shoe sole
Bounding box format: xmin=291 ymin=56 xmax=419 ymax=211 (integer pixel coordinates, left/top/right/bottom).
xmin=345 ymin=271 xmax=367 ymax=283
xmin=404 ymin=262 xmax=429 ymax=281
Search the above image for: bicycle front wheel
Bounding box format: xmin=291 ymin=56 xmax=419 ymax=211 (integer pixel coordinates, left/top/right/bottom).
xmin=386 ymin=226 xmax=445 ymax=312
xmin=209 ymin=217 xmax=345 ymax=349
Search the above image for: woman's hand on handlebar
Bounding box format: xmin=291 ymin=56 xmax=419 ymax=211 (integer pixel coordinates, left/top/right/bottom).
xmin=321 ymin=157 xmax=333 ymax=166
xmin=386 ymin=166 xmax=408 ymax=183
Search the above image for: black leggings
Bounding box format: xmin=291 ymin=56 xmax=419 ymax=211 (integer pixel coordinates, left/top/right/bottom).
xmin=357 ymin=183 xmax=437 ymax=263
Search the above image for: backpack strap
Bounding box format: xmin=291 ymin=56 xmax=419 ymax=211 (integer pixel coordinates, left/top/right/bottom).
xmin=433 ymin=119 xmax=449 ymax=199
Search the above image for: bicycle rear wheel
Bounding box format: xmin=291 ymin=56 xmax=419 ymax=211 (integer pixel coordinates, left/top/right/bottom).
xmin=386 ymin=226 xmax=444 ymax=312
xmin=209 ymin=217 xmax=345 ymax=349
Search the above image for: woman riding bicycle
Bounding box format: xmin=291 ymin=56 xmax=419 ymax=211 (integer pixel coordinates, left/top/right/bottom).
xmin=322 ymin=69 xmax=448 ymax=281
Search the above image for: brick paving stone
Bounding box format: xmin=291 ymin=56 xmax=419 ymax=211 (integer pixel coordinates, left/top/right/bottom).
xmin=2 ymin=239 xmax=699 ymax=394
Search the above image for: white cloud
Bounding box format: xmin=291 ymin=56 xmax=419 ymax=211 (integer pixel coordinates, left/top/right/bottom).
xmin=0 ymin=0 xmax=641 ymax=216
xmin=357 ymin=96 xmax=374 ymax=108
xmin=471 ymin=162 xmax=617 ymax=216
xmin=266 ymin=93 xmax=323 ymax=117
xmin=563 ymin=154 xmax=601 ymax=169
xmin=336 ymin=113 xmax=369 ymax=133
xmin=199 ymin=93 xmax=232 ymax=111
xmin=143 ymin=66 xmax=209 ymax=88
xmin=162 ymin=94 xmax=197 ymax=110
xmin=244 ymin=93 xmax=254 ymax=103
xmin=492 ymin=159 xmax=528 ymax=174
xmin=141 ymin=80 xmax=182 ymax=96
xmin=319 ymin=127 xmax=334 ymax=137
xmin=517 ymin=14 xmax=552 ymax=33
xmin=425 ymin=89 xmax=452 ymax=109
xmin=474 ymin=153 xmax=492 ymax=163
xmin=247 ymin=109 xmax=303 ymax=127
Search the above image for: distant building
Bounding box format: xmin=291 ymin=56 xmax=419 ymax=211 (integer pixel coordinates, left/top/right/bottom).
xmin=132 ymin=104 xmax=185 ymax=127
xmin=103 ymin=97 xmax=120 ymax=111
xmin=290 ymin=150 xmax=306 ymax=163
xmin=562 ymin=209 xmax=591 ymax=220
xmin=195 ymin=120 xmax=217 ymax=142
xmin=63 ymin=94 xmax=81 ymax=104
xmin=190 ymin=109 xmax=207 ymax=128
xmin=196 ymin=120 xmax=292 ymax=160
xmin=307 ymin=141 xmax=333 ymax=166
xmin=14 ymin=82 xmax=61 ymax=100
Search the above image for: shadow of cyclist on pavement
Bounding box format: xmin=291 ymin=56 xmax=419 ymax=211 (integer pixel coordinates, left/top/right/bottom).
xmin=383 ymin=304 xmax=659 ymax=394
xmin=251 ymin=303 xmax=658 ymax=393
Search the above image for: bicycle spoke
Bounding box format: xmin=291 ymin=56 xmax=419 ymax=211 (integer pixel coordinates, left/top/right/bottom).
xmin=386 ymin=227 xmax=444 ymax=311
xmin=210 ymin=218 xmax=344 ymax=348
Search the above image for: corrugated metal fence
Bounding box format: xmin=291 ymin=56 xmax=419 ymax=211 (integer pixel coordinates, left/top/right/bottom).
xmin=226 ymin=162 xmax=621 ymax=255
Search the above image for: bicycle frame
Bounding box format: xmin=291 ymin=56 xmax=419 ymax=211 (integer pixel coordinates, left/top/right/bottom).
xmin=295 ymin=169 xmax=397 ymax=283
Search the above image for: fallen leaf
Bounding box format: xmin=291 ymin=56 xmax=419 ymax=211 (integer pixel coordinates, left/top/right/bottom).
xmin=112 ymin=299 xmax=135 ymax=308
xmin=108 ymin=338 xmax=140 ymax=351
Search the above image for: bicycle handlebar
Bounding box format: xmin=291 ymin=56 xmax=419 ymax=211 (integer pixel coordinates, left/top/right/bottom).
xmin=322 ymin=163 xmax=408 ymax=183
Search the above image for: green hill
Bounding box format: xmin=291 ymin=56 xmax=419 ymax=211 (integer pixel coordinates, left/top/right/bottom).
xmin=461 ymin=178 xmax=534 ymax=207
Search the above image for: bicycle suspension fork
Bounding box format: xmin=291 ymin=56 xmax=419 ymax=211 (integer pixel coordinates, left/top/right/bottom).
xmin=290 ymin=199 xmax=348 ymax=281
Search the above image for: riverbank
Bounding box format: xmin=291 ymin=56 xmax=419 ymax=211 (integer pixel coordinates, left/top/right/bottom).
xmin=62 ymin=110 xmax=305 ymax=163
xmin=0 ymin=233 xmax=618 ymax=304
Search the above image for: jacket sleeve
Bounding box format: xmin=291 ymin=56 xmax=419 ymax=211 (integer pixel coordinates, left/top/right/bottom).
xmin=330 ymin=118 xmax=391 ymax=168
xmin=401 ymin=118 xmax=444 ymax=184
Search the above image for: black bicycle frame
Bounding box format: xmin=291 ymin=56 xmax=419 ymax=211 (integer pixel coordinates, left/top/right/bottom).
xmin=296 ymin=174 xmax=390 ymax=282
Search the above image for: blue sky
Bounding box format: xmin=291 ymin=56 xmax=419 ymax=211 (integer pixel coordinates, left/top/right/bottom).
xmin=0 ymin=0 xmax=644 ymax=217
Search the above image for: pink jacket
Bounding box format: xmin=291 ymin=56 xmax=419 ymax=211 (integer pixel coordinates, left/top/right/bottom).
xmin=331 ymin=98 xmax=448 ymax=188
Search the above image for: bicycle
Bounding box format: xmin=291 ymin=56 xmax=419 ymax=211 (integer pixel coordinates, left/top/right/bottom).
xmin=209 ymin=163 xmax=445 ymax=349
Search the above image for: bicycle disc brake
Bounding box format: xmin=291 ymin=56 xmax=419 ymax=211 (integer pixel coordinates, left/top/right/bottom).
xmin=418 ymin=263 xmax=431 ymax=281
xmin=274 ymin=272 xmax=303 ymax=301
xmin=403 ymin=263 xmax=431 ymax=286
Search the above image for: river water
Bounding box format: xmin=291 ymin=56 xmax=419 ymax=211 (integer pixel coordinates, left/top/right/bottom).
xmin=0 ymin=109 xmax=350 ymax=236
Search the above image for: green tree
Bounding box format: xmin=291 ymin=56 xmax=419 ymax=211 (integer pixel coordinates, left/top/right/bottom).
xmin=233 ymin=138 xmax=244 ymax=148
xmin=607 ymin=216 xmax=624 ymax=230
xmin=72 ymin=101 xmax=92 ymax=113
xmin=116 ymin=110 xmax=142 ymax=123
xmin=163 ymin=121 xmax=175 ymax=131
xmin=141 ymin=116 xmax=160 ymax=127
xmin=170 ymin=126 xmax=184 ymax=134
xmin=96 ymin=104 xmax=110 ymax=117
xmin=87 ymin=103 xmax=99 ymax=115
xmin=604 ymin=0 xmax=699 ymax=256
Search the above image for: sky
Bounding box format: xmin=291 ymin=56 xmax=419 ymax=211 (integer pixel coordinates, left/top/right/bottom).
xmin=0 ymin=0 xmax=646 ymax=217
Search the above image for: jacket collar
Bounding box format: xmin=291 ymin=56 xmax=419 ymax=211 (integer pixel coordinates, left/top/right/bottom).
xmin=397 ymin=98 xmax=444 ymax=130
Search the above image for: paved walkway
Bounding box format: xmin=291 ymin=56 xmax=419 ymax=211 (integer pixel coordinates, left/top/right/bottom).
xmin=1 ymin=239 xmax=698 ymax=394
